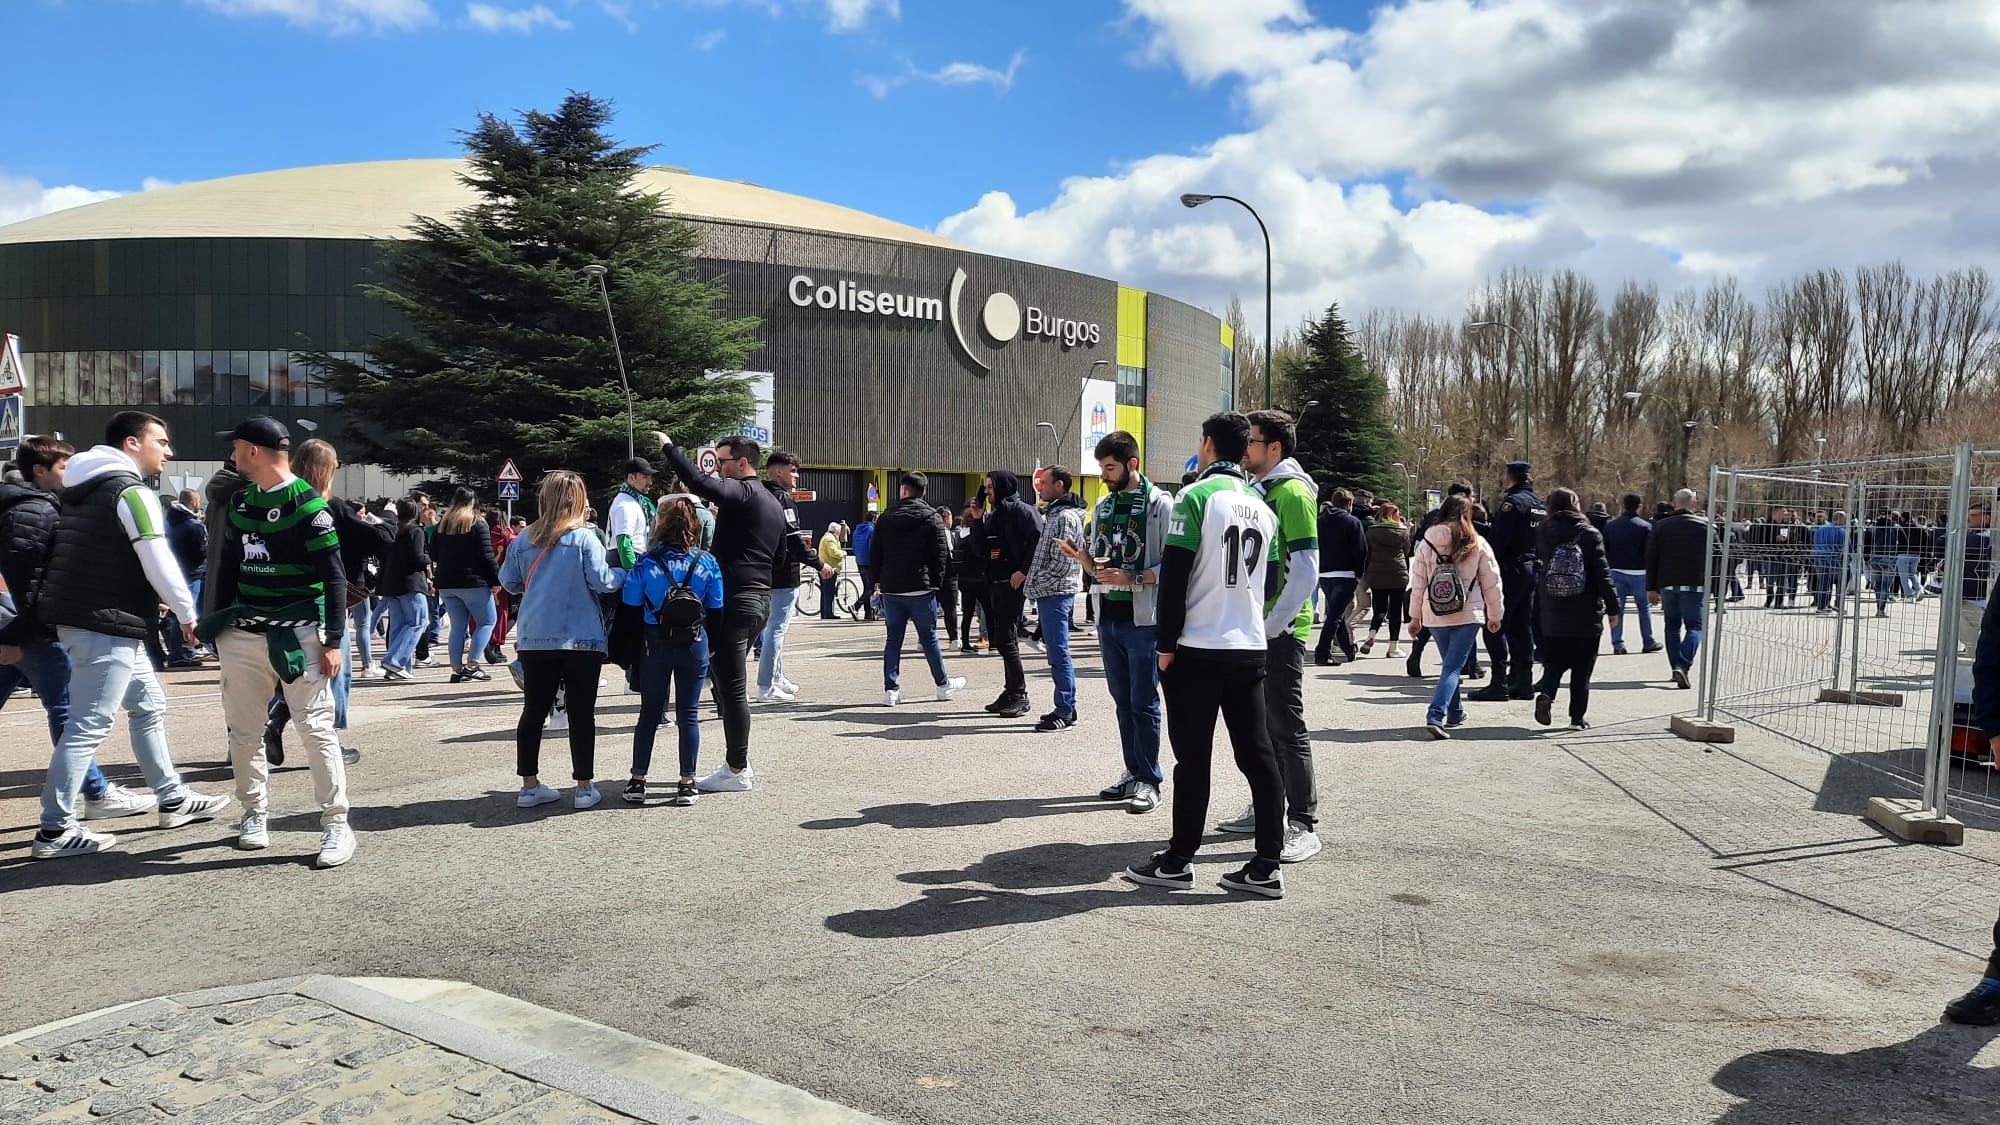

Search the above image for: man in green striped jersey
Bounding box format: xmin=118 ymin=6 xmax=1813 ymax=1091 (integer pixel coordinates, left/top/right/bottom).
xmin=1122 ymin=412 xmax=1288 ymax=900
xmin=209 ymin=417 xmax=355 ymax=868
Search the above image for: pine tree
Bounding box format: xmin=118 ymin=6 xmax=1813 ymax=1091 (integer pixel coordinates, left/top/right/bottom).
xmin=301 ymin=93 xmax=760 ymax=489
xmin=1289 ymin=302 xmax=1405 ymax=502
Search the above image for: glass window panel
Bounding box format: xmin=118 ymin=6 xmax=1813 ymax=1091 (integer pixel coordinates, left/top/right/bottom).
xmin=194 ymin=351 xmax=216 ymax=406
xmin=54 ymin=352 xmax=74 ymax=407
xmin=246 ymin=350 xmax=271 ymax=407
xmin=141 ymin=350 xmax=162 ymax=405
xmin=227 ymin=349 xmax=250 ymax=407
xmin=76 ymin=351 xmax=100 ymax=405
xmin=111 ymin=351 xmax=134 ymax=404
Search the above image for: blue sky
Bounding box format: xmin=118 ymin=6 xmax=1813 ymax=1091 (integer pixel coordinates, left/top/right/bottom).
xmin=8 ymin=0 xmax=1998 ymax=328
xmin=7 ymin=0 xmax=1309 ymax=229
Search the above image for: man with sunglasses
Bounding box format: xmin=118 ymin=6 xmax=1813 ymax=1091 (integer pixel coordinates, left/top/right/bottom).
xmin=651 ymin=431 xmax=785 ymax=795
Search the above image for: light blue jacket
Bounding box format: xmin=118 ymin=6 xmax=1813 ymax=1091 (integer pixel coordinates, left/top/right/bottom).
xmin=500 ymin=527 xmax=626 ymax=653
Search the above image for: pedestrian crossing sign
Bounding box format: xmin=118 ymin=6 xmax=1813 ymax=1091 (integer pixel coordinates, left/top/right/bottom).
xmin=0 ymin=334 xmax=22 ymax=396
xmin=0 ymin=394 xmax=23 ymax=450
xmin=497 ymin=480 xmax=521 ymax=500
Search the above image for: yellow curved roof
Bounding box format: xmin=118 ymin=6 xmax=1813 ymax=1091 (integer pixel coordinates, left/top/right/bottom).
xmin=0 ymin=158 xmax=966 ymax=250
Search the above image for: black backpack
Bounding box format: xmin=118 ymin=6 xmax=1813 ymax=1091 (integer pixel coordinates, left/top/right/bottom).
xmin=654 ymin=552 xmax=709 ymax=643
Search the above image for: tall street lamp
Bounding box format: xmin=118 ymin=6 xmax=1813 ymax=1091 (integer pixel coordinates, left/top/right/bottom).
xmin=582 ymin=263 xmax=636 ymax=459
xmin=1469 ymin=320 xmax=1528 ymax=463
xmin=1182 ymin=192 xmax=1273 ymax=409
xmin=1051 ymin=358 xmax=1113 ymax=466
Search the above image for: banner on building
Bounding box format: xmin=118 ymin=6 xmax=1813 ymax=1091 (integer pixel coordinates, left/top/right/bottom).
xmin=1077 ymin=378 xmax=1116 ymax=475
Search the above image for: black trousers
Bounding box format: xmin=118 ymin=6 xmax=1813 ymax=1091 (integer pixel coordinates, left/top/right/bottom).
xmin=1313 ymin=577 xmax=1358 ymax=660
xmin=1534 ymin=634 xmax=1602 ymax=721
xmin=1493 ymin=564 xmax=1538 ymax=692
xmin=989 ymin=583 xmax=1028 ymax=695
xmin=857 ymin=566 xmax=877 ymax=619
xmin=940 ymin=584 xmax=960 ymax=643
xmin=1164 ymin=649 xmax=1285 ymax=868
xmin=707 ymin=594 xmax=772 ymax=771
xmin=960 ymin=583 xmax=988 ymax=645
xmin=1986 ymin=915 xmax=2000 ymax=978
xmin=517 ymin=650 xmax=604 ymax=780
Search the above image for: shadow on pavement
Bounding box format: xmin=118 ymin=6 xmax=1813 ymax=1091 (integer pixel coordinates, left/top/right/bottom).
xmin=0 ymin=834 xmax=316 ymax=888
xmin=826 ymin=840 xmax=1254 ymax=938
xmin=1710 ymin=1021 xmax=1998 ymax=1123
xmin=802 ymin=794 xmax=1125 ymax=831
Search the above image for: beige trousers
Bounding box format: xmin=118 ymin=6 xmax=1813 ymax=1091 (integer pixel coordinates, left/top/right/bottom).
xmin=218 ymin=626 xmax=349 ymax=826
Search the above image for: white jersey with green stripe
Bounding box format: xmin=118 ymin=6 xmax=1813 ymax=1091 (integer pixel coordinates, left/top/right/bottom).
xmin=1166 ymin=469 xmax=1279 ymax=652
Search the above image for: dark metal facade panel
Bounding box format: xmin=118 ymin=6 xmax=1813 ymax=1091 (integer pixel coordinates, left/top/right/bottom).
xmin=1144 ymin=293 xmax=1224 ymax=478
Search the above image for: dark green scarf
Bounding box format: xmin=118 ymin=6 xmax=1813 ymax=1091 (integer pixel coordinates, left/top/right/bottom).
xmin=1092 ymin=474 xmax=1154 ymax=574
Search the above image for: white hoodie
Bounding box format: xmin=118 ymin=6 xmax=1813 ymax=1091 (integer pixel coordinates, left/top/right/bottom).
xmin=64 ymin=445 xmax=199 ymax=626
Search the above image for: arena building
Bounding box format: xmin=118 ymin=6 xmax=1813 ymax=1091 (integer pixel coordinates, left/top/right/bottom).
xmin=0 ymin=160 xmax=1234 ymax=529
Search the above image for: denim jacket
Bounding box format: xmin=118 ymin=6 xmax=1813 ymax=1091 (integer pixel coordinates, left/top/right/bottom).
xmin=500 ymin=527 xmax=626 ymax=653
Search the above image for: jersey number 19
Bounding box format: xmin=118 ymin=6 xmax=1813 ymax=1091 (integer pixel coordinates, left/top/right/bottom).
xmin=1221 ymin=524 xmax=1265 ymax=587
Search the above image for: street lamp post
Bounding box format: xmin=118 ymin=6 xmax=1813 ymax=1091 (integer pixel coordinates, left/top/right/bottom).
xmin=1680 ymin=419 xmax=1700 ymax=490
xmin=582 ymin=264 xmax=635 ymax=460
xmin=1182 ymin=192 xmax=1273 ymax=409
xmin=1468 ymin=320 xmax=1528 ymax=463
xmin=1034 ymin=421 xmax=1057 ymax=470
xmin=1050 ymin=359 xmax=1113 ymax=467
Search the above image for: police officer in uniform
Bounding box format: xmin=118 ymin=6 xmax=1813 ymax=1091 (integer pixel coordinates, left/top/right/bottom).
xmin=1471 ymin=460 xmax=1547 ymax=702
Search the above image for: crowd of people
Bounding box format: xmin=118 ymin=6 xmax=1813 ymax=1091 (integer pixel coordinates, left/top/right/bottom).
xmin=4 ymin=408 xmax=1998 ymax=989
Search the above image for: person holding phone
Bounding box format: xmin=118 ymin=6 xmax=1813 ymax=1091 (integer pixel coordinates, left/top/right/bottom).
xmin=1079 ymin=431 xmax=1174 ymax=813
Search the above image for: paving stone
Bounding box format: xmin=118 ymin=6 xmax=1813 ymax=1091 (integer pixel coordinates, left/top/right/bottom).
xmin=238 ymin=1062 xmax=344 ymax=1104
xmin=180 ymin=1051 xmax=268 ymax=1082
xmin=88 ymin=1079 xmax=175 ymax=1116
xmin=307 ymin=1011 xmax=368 ymax=1030
xmin=334 ymin=1031 xmax=419 ymax=1069
xmin=266 ymin=1028 xmax=321 ymax=1050
xmin=208 ymin=997 xmax=326 ymax=1026
xmin=0 ymin=1081 xmax=88 ymax=1117
xmin=447 ymin=1088 xmax=554 ymax=1124
xmin=90 ymin=1108 xmax=167 ymax=1124
xmin=447 ymin=1072 xmax=552 ymax=1122
xmin=386 ymin=1049 xmax=483 ymax=1094
xmin=319 ymin=1090 xmax=394 ymax=1122
xmin=0 ymin=1045 xmax=47 ymax=1081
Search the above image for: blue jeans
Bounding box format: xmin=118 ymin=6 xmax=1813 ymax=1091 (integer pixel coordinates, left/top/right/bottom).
xmin=1868 ymin=560 xmax=1898 ymax=612
xmin=385 ymin=592 xmax=429 ymax=672
xmin=1896 ymin=554 xmax=1920 ymax=600
xmin=348 ymin=598 xmax=376 ymax=666
xmin=0 ymin=637 xmax=107 ymax=799
xmin=1098 ymin=616 xmax=1162 ymax=785
xmin=757 ymin=585 xmax=798 ymax=691
xmin=632 ymin=630 xmax=707 ymax=778
xmin=1660 ymin=589 xmax=1705 ymax=672
xmin=1811 ymin=559 xmax=1842 ymax=610
xmin=42 ymin=628 xmax=188 ymax=834
xmin=1037 ymin=594 xmax=1077 ymax=718
xmin=1609 ymin=572 xmax=1654 ymax=649
xmin=1426 ymin=624 xmax=1480 ymax=726
xmin=881 ymin=593 xmax=949 ymax=690
xmin=440 ymin=587 xmax=497 ymax=667
xmin=333 ymin=628 xmax=352 ymax=730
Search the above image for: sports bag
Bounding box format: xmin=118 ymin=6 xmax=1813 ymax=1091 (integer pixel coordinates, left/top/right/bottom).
xmin=1425 ymin=542 xmax=1466 ymax=616
xmin=1544 ymin=539 xmax=1587 ymax=598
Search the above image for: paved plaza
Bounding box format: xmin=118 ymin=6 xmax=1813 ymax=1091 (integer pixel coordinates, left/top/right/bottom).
xmin=3 ymin=614 xmax=1997 ymax=1123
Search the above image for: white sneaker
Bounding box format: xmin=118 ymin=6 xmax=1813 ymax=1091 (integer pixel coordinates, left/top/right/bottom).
xmin=82 ymin=783 xmax=158 ymax=821
xmin=516 ymin=784 xmax=561 ymax=808
xmin=315 ymin=823 xmax=356 ymax=868
xmin=883 ymin=689 xmax=901 ymax=706
xmin=547 ymin=706 xmax=570 ymax=732
xmin=1280 ymin=824 xmax=1324 ymax=863
xmin=757 ymin=685 xmax=797 ymax=703
xmin=384 ymin=667 xmax=412 ymax=682
xmin=237 ymin=812 xmax=270 ymax=849
xmin=158 ymin=791 xmax=231 ymax=829
xmin=777 ymin=676 xmax=800 ymax=694
xmin=695 ymin=765 xmax=753 ymax=793
xmin=31 ymin=825 xmax=116 ymax=860
xmin=573 ymin=785 xmax=602 ymax=810
xmin=356 ymin=665 xmax=385 ymax=681
xmin=935 ymin=676 xmax=966 ymax=701
xmin=1215 ymin=802 xmax=1257 ymax=834
xmin=1126 ymin=782 xmax=1161 ymax=814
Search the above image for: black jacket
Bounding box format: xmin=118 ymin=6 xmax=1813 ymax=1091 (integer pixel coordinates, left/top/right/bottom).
xmin=0 ymin=481 xmax=59 ymax=643
xmin=1316 ymin=505 xmax=1368 ymax=574
xmin=377 ymin=522 xmax=432 ymax=595
xmin=662 ymin=443 xmax=784 ymax=600
xmin=1646 ymin=510 xmax=1713 ymax=591
xmin=955 ymin=520 xmax=989 ymax=586
xmin=764 ymin=479 xmax=821 ymax=589
xmin=201 ymin=465 xmax=248 ymax=616
xmin=431 ymin=523 xmax=500 ymax=589
xmin=1535 ymin=511 xmax=1618 ymax=636
xmin=38 ymin=469 xmax=159 ymax=640
xmin=1489 ymin=484 xmax=1548 ymax=572
xmin=330 ymin=498 xmax=393 ymax=591
xmin=871 ymin=496 xmax=950 ymax=594
xmin=982 ymin=471 xmax=1043 ymax=584
xmin=166 ymin=501 xmax=207 ymax=581
xmin=1976 ymin=595 xmax=1999 ymax=741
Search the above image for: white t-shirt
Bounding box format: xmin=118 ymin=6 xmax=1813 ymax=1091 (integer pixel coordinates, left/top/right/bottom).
xmin=607 ymin=490 xmax=650 ymax=557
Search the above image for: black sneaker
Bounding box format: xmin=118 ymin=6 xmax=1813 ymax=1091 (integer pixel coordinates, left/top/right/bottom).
xmin=995 ymin=696 xmax=1032 ymax=719
xmin=1405 ymin=652 xmax=1422 ymax=678
xmin=1533 ymin=693 xmax=1554 ymax=727
xmin=1122 ymin=851 xmax=1193 ymax=890
xmin=1035 ymin=714 xmax=1076 ymax=733
xmin=1313 ymin=651 xmax=1334 ymax=667
xmin=1642 ymin=642 xmax=1664 ymax=654
xmin=263 ymin=716 xmax=285 ymax=767
xmin=1943 ymin=980 xmax=2000 ymax=1025
xmin=670 ymin=781 xmax=699 ymax=807
xmin=1612 ymin=646 xmax=1629 ymax=656
xmin=463 ymin=666 xmax=492 ymax=683
xmin=484 ymin=643 xmax=504 ymax=664
xmin=1218 ymin=864 xmax=1284 ymax=899
xmin=983 ymin=695 xmax=1011 ymax=714
xmin=1568 ymin=719 xmax=1591 ymax=731
xmin=1463 ymin=663 xmax=1486 ymax=680
xmin=341 ymin=747 xmax=361 ymax=766
xmin=1468 ymin=684 xmax=1510 ymax=703
xmin=622 ymin=779 xmax=647 ymax=804
xmin=449 ymin=669 xmax=468 ymax=684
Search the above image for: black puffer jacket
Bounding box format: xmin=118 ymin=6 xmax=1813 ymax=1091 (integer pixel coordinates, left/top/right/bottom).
xmin=1536 ymin=510 xmax=1618 ymax=636
xmin=982 ymin=471 xmax=1043 ymax=584
xmin=431 ymin=523 xmax=499 ymax=589
xmin=0 ymin=481 xmax=59 ymax=643
xmin=871 ymin=496 xmax=950 ymax=594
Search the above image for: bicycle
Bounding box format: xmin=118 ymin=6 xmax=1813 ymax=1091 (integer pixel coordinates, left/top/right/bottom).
xmin=795 ymin=573 xmax=822 ymax=617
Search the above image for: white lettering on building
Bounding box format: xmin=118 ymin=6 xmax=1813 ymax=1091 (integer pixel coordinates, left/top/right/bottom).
xmin=789 ymin=274 xmax=943 ymax=322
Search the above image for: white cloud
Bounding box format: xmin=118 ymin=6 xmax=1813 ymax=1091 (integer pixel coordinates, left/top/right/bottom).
xmin=860 ymin=49 xmax=1027 ymax=98
xmin=0 ymin=174 xmax=168 ymax=228
xmin=825 ymin=0 xmax=895 ymax=32
xmin=193 ymin=0 xmax=436 ymax=33
xmin=693 ymin=27 xmax=727 ymax=50
xmin=465 ymin=2 xmax=569 ymax=32
xmin=941 ymin=0 xmax=2000 ymax=329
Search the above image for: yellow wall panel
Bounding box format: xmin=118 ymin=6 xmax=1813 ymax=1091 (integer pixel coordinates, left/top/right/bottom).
xmin=1117 ymin=286 xmax=1148 ymax=370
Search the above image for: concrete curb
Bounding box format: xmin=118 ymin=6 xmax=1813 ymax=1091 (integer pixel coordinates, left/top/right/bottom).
xmin=3 ymin=976 xmax=888 ymax=1125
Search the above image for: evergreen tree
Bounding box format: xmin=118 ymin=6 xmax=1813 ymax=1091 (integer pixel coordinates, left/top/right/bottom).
xmin=1288 ymin=302 xmax=1405 ymax=502
xmin=302 ymin=93 xmax=760 ymax=489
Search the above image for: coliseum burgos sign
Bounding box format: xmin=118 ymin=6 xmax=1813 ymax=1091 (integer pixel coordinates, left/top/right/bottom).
xmin=786 ymin=267 xmax=1102 ymax=371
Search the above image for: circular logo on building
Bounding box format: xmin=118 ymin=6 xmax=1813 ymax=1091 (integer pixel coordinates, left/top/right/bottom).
xmin=980 ymin=292 xmax=1021 ymax=343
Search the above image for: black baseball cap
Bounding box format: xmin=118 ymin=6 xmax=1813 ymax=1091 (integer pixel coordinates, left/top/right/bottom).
xmin=218 ymin=416 xmax=290 ymax=451
xmin=619 ymin=456 xmax=655 ymax=477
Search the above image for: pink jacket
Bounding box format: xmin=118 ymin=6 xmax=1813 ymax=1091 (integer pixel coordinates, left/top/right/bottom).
xmin=1407 ymin=523 xmax=1504 ymax=630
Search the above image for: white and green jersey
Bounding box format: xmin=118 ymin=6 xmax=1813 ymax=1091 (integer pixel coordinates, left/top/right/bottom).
xmin=1166 ymin=470 xmax=1279 ymax=652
